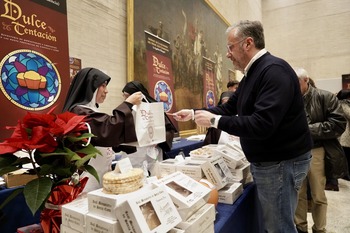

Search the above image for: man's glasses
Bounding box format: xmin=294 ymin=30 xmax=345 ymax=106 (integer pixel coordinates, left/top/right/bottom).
xmin=227 ymin=38 xmax=246 ymax=53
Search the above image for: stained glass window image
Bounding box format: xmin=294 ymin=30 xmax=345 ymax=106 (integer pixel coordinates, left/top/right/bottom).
xmin=0 ymin=50 xmax=61 ymax=110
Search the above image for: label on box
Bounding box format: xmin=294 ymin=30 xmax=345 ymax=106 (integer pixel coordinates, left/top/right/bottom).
xmin=62 ymin=198 xmax=88 ymax=232
xmin=86 ymin=213 xmax=122 ymax=233
xmin=87 ymin=188 xmax=127 ymax=220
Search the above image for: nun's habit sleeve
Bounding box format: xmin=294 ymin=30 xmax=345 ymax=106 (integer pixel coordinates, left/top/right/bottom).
xmin=71 ymin=103 xmax=137 ymax=147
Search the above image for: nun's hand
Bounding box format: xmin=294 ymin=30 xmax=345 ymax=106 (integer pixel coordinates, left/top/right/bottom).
xmin=125 ymin=91 xmax=142 ymax=105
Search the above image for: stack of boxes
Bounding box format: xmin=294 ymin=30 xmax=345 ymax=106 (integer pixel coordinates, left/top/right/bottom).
xmin=60 ymin=140 xmax=250 ymax=233
xmin=61 ymin=172 xmax=217 ymax=233
xmin=156 ymin=141 xmax=250 ymax=205
xmin=61 ymin=186 xmax=182 ymax=233
xmin=152 ymin=172 xmax=216 ymax=233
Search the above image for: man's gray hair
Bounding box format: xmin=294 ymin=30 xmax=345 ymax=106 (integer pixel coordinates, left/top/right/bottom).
xmin=226 ymin=20 xmax=265 ymax=49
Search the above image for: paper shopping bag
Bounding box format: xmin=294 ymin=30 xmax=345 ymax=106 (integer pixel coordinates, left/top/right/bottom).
xmin=124 ymin=101 xmax=166 ymax=147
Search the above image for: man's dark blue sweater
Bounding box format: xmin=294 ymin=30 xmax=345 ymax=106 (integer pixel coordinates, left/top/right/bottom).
xmin=209 ymin=52 xmax=312 ymax=162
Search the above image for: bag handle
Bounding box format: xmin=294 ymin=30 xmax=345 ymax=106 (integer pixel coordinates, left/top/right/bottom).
xmin=142 ymin=94 xmax=150 ymax=103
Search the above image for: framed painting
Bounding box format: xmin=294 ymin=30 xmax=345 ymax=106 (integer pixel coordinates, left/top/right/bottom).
xmin=127 ymin=0 xmax=231 ymax=136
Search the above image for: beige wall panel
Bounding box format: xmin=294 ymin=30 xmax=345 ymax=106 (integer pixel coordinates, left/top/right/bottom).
xmin=67 ymin=0 xmax=126 ymax=114
xmin=263 ymin=0 xmax=350 ymax=91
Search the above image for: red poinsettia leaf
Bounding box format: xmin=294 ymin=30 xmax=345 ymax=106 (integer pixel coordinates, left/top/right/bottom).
xmin=57 ymin=111 xmax=79 ymax=123
xmin=5 ymin=121 xmax=29 ymax=141
xmin=23 ymin=112 xmax=56 ymax=130
xmin=28 ymin=126 xmax=58 ymax=153
xmin=0 ymin=143 xmax=21 ymax=154
xmin=61 ymin=115 xmax=87 ymax=135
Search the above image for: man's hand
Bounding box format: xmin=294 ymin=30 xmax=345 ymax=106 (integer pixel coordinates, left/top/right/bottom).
xmin=195 ymin=110 xmax=216 ymax=127
xmin=172 ymin=109 xmax=193 ymax=121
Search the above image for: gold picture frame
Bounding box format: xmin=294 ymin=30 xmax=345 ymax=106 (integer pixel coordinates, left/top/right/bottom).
xmin=127 ymin=0 xmax=231 ymax=136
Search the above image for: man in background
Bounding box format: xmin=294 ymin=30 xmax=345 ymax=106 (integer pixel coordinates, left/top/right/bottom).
xmin=294 ymin=67 xmax=346 ymax=233
xmin=226 ymin=80 xmax=239 ymax=92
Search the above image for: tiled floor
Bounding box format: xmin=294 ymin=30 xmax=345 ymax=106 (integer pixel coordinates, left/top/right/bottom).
xmin=307 ymin=178 xmax=350 ymax=233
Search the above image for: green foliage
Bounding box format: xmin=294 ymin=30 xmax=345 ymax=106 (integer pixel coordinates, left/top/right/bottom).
xmin=0 ymin=110 xmax=101 ymax=215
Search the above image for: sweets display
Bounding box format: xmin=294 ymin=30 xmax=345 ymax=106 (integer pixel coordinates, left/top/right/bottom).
xmin=102 ymin=168 xmax=144 ymax=194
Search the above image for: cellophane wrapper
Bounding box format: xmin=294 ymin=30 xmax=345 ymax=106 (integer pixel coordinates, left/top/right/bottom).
xmin=40 ymin=177 xmax=88 ymax=233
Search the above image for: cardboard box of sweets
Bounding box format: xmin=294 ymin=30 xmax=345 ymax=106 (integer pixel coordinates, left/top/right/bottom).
xmin=152 ymin=171 xmax=211 ymax=220
xmin=218 ymin=182 xmax=243 ymax=204
xmin=168 ymin=228 xmax=185 ymax=233
xmin=157 ymin=159 xmax=182 ymax=178
xmin=60 ymin=224 xmax=81 ymax=233
xmin=4 ymin=169 xmax=37 ymax=188
xmin=189 ymin=146 xmax=216 ymax=159
xmin=201 ymin=223 xmax=214 ymax=233
xmin=214 ymin=145 xmax=246 ymax=169
xmin=61 ymin=197 xmax=88 ymax=233
xmin=116 ymin=186 xmax=182 ymax=233
xmin=86 ymin=212 xmax=123 ymax=233
xmin=201 ymin=155 xmax=233 ymax=190
xmin=176 ymin=203 xmax=216 ymax=233
xmin=87 ymin=185 xmax=154 ymax=220
xmin=229 ymin=162 xmax=251 ymax=181
xmin=175 ymin=159 xmax=205 ymax=181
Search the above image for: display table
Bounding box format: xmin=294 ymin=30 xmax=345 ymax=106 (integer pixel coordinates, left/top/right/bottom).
xmin=165 ymin=138 xmax=204 ymax=159
xmin=0 ymin=182 xmax=263 ymax=233
xmin=215 ymin=183 xmax=263 ymax=233
xmin=0 ymin=187 xmax=41 ymax=233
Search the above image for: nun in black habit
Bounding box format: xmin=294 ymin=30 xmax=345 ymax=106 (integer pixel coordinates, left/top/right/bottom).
xmin=114 ymin=81 xmax=177 ymax=175
xmin=62 ymin=67 xmax=142 ymax=192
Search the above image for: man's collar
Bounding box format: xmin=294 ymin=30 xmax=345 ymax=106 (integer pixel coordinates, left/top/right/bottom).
xmin=244 ymin=48 xmax=267 ymax=76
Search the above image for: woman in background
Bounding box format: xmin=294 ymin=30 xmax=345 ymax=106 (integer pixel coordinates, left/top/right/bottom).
xmin=62 ymin=68 xmax=142 ymax=192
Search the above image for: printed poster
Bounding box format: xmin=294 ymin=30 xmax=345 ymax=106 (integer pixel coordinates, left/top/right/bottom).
xmin=202 ymin=57 xmax=216 ymax=108
xmin=0 ymin=0 xmax=69 ymax=139
xmin=145 ymin=31 xmax=178 ymax=131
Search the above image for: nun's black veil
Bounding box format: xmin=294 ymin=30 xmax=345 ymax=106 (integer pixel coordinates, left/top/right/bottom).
xmin=122 ymin=81 xmax=178 ymax=132
xmin=62 ymin=68 xmax=111 ymax=112
xmin=122 ymin=81 xmax=156 ymax=103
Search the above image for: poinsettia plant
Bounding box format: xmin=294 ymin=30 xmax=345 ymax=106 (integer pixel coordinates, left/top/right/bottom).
xmin=0 ymin=107 xmax=101 ymax=215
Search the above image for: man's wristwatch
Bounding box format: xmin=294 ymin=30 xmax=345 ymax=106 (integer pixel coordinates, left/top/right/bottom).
xmin=210 ymin=117 xmax=215 ymax=127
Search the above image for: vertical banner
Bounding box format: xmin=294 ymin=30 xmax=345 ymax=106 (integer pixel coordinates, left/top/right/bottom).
xmin=342 ymin=74 xmax=350 ymax=90
xmin=0 ymin=0 xmax=69 ymax=139
xmin=202 ymin=57 xmax=216 ymax=108
xmin=145 ymin=31 xmax=178 ymax=130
